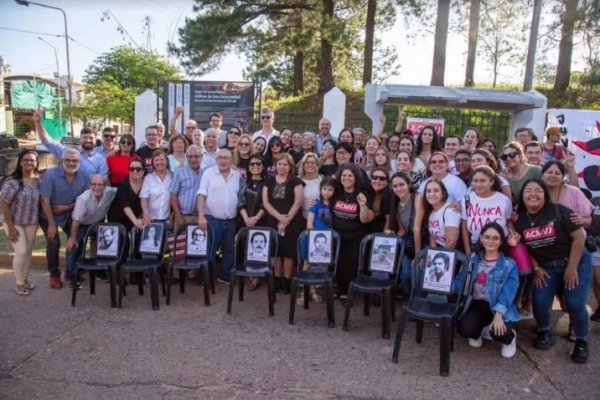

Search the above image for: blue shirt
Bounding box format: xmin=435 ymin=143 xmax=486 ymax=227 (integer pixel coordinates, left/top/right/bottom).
xmin=169 ymin=165 xmax=203 ymax=215
xmin=43 ymin=138 xmax=108 ymax=178
xmin=39 ymin=166 xmax=90 ymax=226
xmin=92 ymin=145 xmax=112 ymax=159
xmin=309 ymin=199 xmax=332 ymax=229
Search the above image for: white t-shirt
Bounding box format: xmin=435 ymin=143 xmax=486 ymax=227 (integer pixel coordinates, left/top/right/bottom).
xmin=428 ymin=203 xmax=461 ymax=247
xmin=418 ymin=174 xmax=468 ymax=203
xmin=460 ymin=191 xmax=513 ymax=243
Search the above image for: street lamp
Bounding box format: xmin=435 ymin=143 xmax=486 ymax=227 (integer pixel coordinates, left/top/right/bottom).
xmin=15 ymin=0 xmax=74 ymax=137
xmin=37 ymin=36 xmax=63 ymax=131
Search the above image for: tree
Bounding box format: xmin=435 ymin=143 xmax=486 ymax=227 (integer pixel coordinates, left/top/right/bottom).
xmin=363 ymin=0 xmax=377 ymax=85
xmin=553 ymin=0 xmax=580 ymax=94
xmin=319 ymin=0 xmax=335 ymax=93
xmin=464 ymin=0 xmax=480 ymax=87
xmin=430 ymin=0 xmax=451 ymax=86
xmin=80 ymin=46 xmax=181 ymax=124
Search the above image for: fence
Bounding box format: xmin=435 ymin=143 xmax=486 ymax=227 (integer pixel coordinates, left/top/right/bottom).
xmin=264 ymin=105 xmax=513 ymax=149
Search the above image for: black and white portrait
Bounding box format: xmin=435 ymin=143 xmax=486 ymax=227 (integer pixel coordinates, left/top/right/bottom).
xmin=423 ymin=249 xmax=456 ymax=294
xmin=140 ymin=223 xmax=163 ymax=254
xmin=369 ymin=236 xmax=397 ymax=273
xmin=97 ymin=225 xmax=118 ymax=257
xmin=187 ymin=225 xmax=207 ymax=256
xmin=246 ymin=229 xmax=270 ymax=263
xmin=308 ymin=230 xmax=332 ymax=264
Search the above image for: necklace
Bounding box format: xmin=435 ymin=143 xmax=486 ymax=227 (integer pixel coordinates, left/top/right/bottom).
xmin=344 ymin=191 xmax=355 ymax=203
xmin=526 ymin=210 xmax=542 ymax=227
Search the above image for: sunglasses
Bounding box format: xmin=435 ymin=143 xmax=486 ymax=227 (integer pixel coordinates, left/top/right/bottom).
xmin=500 ymin=152 xmax=519 ymax=161
xmin=261 ymin=115 xmax=271 ymax=120
xmin=228 ymin=130 xmax=241 ymax=136
xmin=270 ymin=142 xmax=281 ymax=147
xmin=104 ymin=134 xmax=116 ymax=139
xmin=239 ymin=142 xmax=250 ymax=147
xmin=249 ymin=162 xmax=263 ymax=167
xmin=371 ymin=175 xmax=387 ymax=182
xmin=129 ymin=167 xmax=143 ymax=172
xmin=120 ymin=140 xmax=132 ymax=145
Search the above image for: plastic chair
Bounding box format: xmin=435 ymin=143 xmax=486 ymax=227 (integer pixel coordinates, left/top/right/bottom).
xmin=289 ymin=229 xmax=341 ymax=327
xmin=227 ymin=227 xmax=279 ymax=317
xmin=391 ymin=248 xmax=471 ymax=377
xmin=118 ymin=222 xmax=168 ymax=310
xmin=166 ymin=224 xmax=213 ymax=306
xmin=342 ymin=234 xmax=405 ymax=339
xmin=71 ymin=223 xmax=126 ymax=308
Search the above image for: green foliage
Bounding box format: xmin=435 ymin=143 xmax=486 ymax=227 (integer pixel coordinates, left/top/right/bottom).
xmin=79 ymin=46 xmax=181 ymax=124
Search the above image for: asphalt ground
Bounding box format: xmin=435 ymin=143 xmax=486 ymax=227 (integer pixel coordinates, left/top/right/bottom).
xmin=0 ymin=268 xmax=599 ymax=400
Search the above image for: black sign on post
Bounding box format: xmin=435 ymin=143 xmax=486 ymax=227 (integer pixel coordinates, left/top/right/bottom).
xmin=163 ymin=81 xmax=255 ymax=134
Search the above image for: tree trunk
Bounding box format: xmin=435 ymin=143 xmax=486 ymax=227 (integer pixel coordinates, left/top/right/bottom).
xmin=464 ymin=0 xmax=480 ymax=87
xmin=293 ymin=50 xmax=304 ymax=96
xmin=523 ymin=0 xmax=543 ymax=91
xmin=554 ymin=0 xmax=579 ymax=94
xmin=319 ymin=0 xmax=335 ymax=94
xmin=430 ymin=0 xmax=451 ymax=86
xmin=363 ymin=0 xmax=376 ymax=85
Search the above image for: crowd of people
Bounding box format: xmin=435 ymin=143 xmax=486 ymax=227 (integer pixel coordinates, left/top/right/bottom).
xmin=1 ymin=106 xmax=598 ymax=364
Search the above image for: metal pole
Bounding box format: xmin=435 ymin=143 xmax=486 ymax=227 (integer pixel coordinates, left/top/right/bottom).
xmin=15 ymin=1 xmax=74 ymax=137
xmin=38 ymin=37 xmax=62 ymax=132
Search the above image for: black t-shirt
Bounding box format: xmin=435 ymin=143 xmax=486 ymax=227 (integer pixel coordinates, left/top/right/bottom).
xmin=332 ymin=190 xmax=373 ymax=241
xmin=135 ymin=146 xmax=159 ymax=174
xmin=514 ymin=204 xmax=581 ymax=263
xmin=369 ymin=188 xmax=393 ymax=233
xmin=319 ymin=164 xmax=337 ymax=178
xmin=107 ymin=179 xmax=142 ymax=230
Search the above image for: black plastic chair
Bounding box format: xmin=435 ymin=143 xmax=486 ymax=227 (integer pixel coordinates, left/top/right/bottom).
xmin=391 ymin=248 xmax=471 ymax=377
xmin=118 ymin=222 xmax=168 ymax=310
xmin=342 ymin=234 xmax=405 ymax=339
xmin=71 ymin=223 xmax=126 ymax=308
xmin=289 ymin=229 xmax=341 ymax=327
xmin=166 ymin=224 xmax=213 ymax=306
xmin=227 ymin=227 xmax=279 ymax=317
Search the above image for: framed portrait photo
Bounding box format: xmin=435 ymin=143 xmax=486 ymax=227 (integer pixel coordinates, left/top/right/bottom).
xmin=308 ymin=230 xmax=333 ymax=264
xmin=246 ymin=229 xmax=270 ymax=263
xmin=422 ymin=249 xmax=456 ymax=294
xmin=96 ymin=224 xmax=119 ymax=257
xmin=369 ymin=236 xmax=398 ymax=273
xmin=139 ymin=223 xmax=164 ymax=255
xmin=186 ymin=225 xmax=208 ymax=257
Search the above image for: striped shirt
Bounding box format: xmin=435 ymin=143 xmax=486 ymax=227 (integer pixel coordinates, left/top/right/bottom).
xmin=169 ymin=165 xmax=203 ymax=215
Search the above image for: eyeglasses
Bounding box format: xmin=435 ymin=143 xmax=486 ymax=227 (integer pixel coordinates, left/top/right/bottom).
xmin=500 ymin=152 xmax=519 ymax=161
xmin=455 ymin=158 xmax=470 ymax=163
xmin=185 ymin=126 xmax=196 ymax=130
xmin=270 ymin=142 xmax=281 ymax=147
xmin=371 ymin=175 xmax=388 ymax=182
xmin=228 ymin=130 xmax=241 ymax=136
xmin=336 ymin=151 xmax=349 ymax=156
xmin=249 ymin=162 xmax=263 ymax=167
xmin=482 ymin=234 xmax=501 ymax=241
xmin=103 ymin=134 xmax=116 ymax=139
xmin=239 ymin=142 xmax=250 ymax=147
xmin=429 ymin=159 xmax=446 ymax=165
xmin=90 ymin=183 xmax=105 ymax=187
xmin=261 ymin=115 xmax=271 ymax=120
xmin=120 ymin=140 xmax=132 ymax=145
xmin=129 ymin=167 xmax=143 ymax=172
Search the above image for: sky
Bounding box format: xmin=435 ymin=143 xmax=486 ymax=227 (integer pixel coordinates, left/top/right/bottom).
xmin=0 ymin=0 xmax=582 ymax=88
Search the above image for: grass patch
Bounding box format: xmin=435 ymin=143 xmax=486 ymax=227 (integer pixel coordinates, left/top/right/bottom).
xmin=0 ymin=225 xmax=67 ymax=255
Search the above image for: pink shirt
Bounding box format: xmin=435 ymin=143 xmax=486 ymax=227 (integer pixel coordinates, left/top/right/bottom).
xmin=558 ymin=184 xmax=594 ymax=217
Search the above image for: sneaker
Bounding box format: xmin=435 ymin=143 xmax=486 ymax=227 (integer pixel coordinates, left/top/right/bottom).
xmin=216 ymin=276 xmax=230 ymax=284
xmin=570 ymin=339 xmax=589 ymax=363
xmin=50 ymin=276 xmax=63 ymax=289
xmin=501 ymin=332 xmax=517 ymax=358
xmin=69 ymin=281 xmax=83 ymax=290
xmin=534 ymin=330 xmax=555 ymax=350
xmin=15 ymin=285 xmax=30 ymax=296
xmin=468 ymin=336 xmax=483 ymax=348
xmin=519 ymin=309 xmax=534 ymax=320
xmin=590 ymin=307 xmax=600 ymax=322
xmin=481 ymin=325 xmax=492 ymax=340
xmin=24 ymin=281 xmax=35 ymax=290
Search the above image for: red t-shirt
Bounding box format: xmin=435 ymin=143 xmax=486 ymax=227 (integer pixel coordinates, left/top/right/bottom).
xmin=107 ymin=154 xmax=139 ymax=186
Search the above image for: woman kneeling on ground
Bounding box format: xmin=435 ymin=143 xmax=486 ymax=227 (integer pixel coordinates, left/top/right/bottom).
xmin=456 ymin=222 xmax=520 ymax=358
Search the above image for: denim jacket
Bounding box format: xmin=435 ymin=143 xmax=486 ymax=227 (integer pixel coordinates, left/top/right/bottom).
xmin=455 ymin=252 xmax=520 ymax=322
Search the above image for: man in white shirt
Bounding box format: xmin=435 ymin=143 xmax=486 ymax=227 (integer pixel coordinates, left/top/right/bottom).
xmin=201 ymin=128 xmax=219 ymax=170
xmin=252 ymin=108 xmax=279 ymax=147
xmin=197 ymin=149 xmax=241 ymax=283
xmin=316 ymin=117 xmax=336 ymax=153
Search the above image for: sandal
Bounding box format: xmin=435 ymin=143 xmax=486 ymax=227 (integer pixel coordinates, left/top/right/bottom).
xmin=248 ymin=278 xmax=261 ymax=291
xmin=15 ymin=285 xmax=30 ymax=296
xmin=310 ymin=288 xmax=323 ymax=304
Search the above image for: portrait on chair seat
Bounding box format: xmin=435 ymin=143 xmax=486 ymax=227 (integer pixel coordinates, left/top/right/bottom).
xmin=308 ymin=230 xmax=332 ymax=264
xmin=140 ymin=223 xmax=163 ymax=254
xmin=246 ymin=229 xmax=270 ymax=263
xmin=187 ymin=225 xmax=207 ymax=256
xmin=369 ymin=236 xmax=398 ymax=273
xmin=423 ymin=249 xmax=456 ymax=294
xmin=97 ymin=225 xmax=118 ymax=257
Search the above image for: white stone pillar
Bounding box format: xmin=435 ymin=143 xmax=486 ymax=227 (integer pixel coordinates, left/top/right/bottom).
xmin=135 ymin=90 xmax=158 ymax=149
xmin=323 ymin=87 xmax=346 ymax=140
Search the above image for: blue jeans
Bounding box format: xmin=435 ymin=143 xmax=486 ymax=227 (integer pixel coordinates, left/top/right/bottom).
xmin=66 ymin=224 xmax=90 ymax=281
xmin=207 ymin=216 xmax=237 ymax=282
xmin=532 ymin=251 xmax=592 ymax=339
xmin=40 ymin=218 xmax=71 ymax=278
xmin=398 ymin=234 xmax=414 ymax=296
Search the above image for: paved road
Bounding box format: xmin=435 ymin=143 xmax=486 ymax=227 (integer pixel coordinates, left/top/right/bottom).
xmin=0 ymin=268 xmax=598 ymax=399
